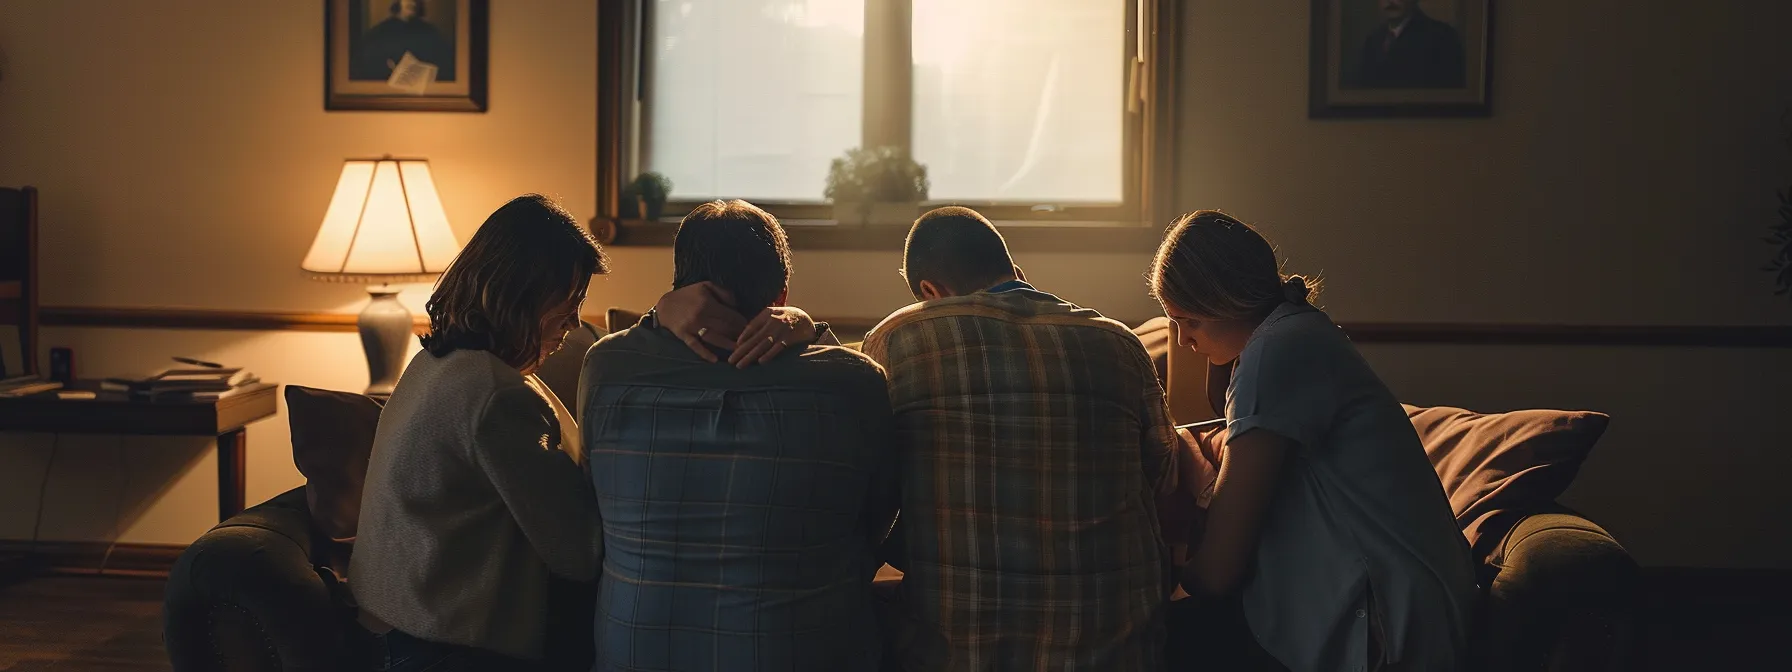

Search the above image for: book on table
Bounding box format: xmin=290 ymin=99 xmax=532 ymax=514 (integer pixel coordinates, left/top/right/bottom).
xmin=101 ymin=360 xmax=262 ymax=400
xmin=0 ymin=375 xmax=63 ymax=398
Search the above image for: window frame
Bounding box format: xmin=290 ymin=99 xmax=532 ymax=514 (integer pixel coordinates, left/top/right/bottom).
xmin=593 ymin=0 xmax=1180 ymax=251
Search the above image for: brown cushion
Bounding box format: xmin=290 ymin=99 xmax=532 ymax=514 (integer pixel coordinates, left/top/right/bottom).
xmin=1132 ymin=316 xmax=1172 ymax=384
xmin=606 ymin=307 xmax=645 ymax=335
xmin=1405 ymin=404 xmax=1609 ymax=556
xmin=285 ymin=386 xmax=383 ymax=541
xmin=536 ymin=321 xmax=605 ymax=405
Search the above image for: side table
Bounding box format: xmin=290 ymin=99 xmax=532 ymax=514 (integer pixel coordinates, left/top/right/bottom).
xmin=0 ymin=381 xmax=280 ymax=522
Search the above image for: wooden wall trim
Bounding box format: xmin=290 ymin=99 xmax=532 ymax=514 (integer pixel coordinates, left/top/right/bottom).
xmin=35 ymin=305 xmax=1792 ymax=348
xmin=41 ymin=305 xmax=430 ymax=334
xmin=1337 ymin=322 xmax=1792 ymax=348
xmin=0 ymin=541 xmax=184 ymax=578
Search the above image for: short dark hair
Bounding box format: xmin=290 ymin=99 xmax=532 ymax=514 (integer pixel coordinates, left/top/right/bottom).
xmin=672 ymin=200 xmax=791 ymax=317
xmin=422 ymin=194 xmax=607 ymax=368
xmin=902 ymin=206 xmax=1015 ymax=297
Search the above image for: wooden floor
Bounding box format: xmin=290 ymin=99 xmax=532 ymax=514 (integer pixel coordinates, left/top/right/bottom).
xmin=0 ymin=571 xmax=1787 ymax=671
xmin=0 ymin=575 xmax=169 ymax=672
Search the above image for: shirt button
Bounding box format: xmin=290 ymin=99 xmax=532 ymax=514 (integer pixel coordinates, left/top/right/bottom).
xmin=1356 ymin=608 xmax=1367 ymax=618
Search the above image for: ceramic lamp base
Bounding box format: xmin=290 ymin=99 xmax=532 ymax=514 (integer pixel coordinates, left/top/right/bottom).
xmin=358 ymin=286 xmax=412 ymax=398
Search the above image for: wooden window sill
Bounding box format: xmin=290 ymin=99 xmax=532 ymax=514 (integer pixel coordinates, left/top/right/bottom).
xmin=593 ymin=218 xmax=1167 ymax=253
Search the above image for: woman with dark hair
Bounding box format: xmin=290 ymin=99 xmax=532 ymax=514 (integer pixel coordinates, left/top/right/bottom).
xmin=350 ymin=194 xmax=607 ymax=672
xmin=1151 ymin=211 xmax=1475 ymax=672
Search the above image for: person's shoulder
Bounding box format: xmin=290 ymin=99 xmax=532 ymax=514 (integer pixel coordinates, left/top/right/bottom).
xmin=864 ymin=301 xmax=930 ymax=341
xmin=582 ymin=324 xmax=689 ymax=382
xmin=1243 ymin=305 xmax=1347 ymax=367
xmin=587 ymin=324 xmax=678 ymax=359
xmin=801 ymin=346 xmax=892 ymax=407
xmin=419 ymin=348 xmax=527 ymax=387
xmin=391 ymin=349 xmax=531 ymax=423
xmin=799 ymin=343 xmax=885 ymax=372
xmin=590 ymin=324 xmax=657 ymax=350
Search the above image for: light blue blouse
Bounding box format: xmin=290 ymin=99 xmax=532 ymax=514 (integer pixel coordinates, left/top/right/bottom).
xmin=1227 ymin=302 xmax=1477 ymax=672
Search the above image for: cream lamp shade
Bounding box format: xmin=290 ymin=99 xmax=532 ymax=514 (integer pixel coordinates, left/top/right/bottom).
xmin=302 ymin=158 xmax=460 ymax=397
xmin=302 ymin=158 xmax=460 ymax=282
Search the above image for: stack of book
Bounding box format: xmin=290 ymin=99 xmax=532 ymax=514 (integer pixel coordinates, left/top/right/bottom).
xmin=103 ymin=359 xmax=261 ymax=401
xmin=0 ymin=375 xmax=63 ymax=398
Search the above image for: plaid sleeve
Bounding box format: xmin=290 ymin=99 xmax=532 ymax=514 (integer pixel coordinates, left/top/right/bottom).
xmin=857 ymin=367 xmax=900 ymax=551
xmin=1137 ymin=347 xmax=1180 ymax=498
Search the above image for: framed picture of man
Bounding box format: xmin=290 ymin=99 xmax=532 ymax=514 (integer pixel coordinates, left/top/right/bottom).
xmin=326 ymin=0 xmax=488 ymax=112
xmin=1309 ymin=0 xmax=1492 ymax=118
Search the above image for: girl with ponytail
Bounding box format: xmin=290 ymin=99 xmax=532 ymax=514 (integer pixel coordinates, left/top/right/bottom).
xmin=1150 ymin=211 xmax=1476 ymax=671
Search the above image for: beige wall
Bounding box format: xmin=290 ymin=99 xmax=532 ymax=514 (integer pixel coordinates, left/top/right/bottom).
xmin=1 ymin=0 xmax=1788 ymax=567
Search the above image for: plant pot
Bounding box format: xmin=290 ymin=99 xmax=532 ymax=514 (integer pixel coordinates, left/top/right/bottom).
xmin=833 ymin=201 xmax=918 ymax=227
xmin=635 ymin=197 xmax=665 ymax=221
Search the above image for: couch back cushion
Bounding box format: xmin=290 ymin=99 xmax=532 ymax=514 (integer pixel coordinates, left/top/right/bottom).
xmin=286 ymin=386 xmax=383 ymax=541
xmin=1406 ymin=404 xmax=1609 ymax=556
xmin=535 ymin=321 xmax=604 ymax=405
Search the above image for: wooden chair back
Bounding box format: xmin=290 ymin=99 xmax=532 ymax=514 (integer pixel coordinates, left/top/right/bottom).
xmin=0 ymin=186 xmax=39 ymax=376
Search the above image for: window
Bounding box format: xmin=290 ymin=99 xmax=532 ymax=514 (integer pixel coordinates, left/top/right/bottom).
xmin=596 ymin=0 xmax=1178 ymax=249
xmin=646 ymin=1 xmax=865 ymax=203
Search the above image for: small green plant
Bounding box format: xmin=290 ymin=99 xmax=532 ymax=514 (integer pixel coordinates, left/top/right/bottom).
xmin=623 ymin=171 xmax=674 ymax=219
xmin=824 ymin=147 xmax=929 ymax=206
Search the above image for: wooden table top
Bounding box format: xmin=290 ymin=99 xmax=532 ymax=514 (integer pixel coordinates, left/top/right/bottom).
xmin=0 ymin=381 xmax=278 ymax=436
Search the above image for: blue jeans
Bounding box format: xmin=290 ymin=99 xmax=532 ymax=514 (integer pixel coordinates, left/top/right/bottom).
xmin=379 ymin=629 xmax=539 ymax=672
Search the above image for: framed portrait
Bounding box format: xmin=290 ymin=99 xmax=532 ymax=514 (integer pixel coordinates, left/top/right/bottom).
xmin=1309 ymin=0 xmax=1492 ymax=118
xmin=325 ymin=0 xmax=488 ymax=112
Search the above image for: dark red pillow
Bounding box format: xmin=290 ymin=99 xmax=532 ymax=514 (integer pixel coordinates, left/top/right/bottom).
xmin=285 ymin=385 xmax=383 ymax=542
xmin=1405 ymin=404 xmax=1608 ymax=556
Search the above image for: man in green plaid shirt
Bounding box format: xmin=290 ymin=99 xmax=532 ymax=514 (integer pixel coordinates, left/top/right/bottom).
xmin=863 ymin=207 xmax=1180 ymax=670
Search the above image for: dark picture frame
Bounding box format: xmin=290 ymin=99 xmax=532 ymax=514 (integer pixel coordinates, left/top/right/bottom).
xmin=1309 ymin=0 xmax=1492 ymax=119
xmin=325 ymin=0 xmax=489 ymax=112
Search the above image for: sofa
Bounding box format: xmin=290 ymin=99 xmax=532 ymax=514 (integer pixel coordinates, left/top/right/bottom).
xmin=165 ymin=318 xmax=1637 ymax=671
xmin=1146 ymin=316 xmax=1637 ymax=671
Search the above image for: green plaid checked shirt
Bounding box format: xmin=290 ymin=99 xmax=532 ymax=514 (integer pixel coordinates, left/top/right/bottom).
xmin=862 ymin=283 xmax=1179 ymax=671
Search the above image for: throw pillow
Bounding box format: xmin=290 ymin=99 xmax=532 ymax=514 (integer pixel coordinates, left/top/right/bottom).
xmin=285 ymin=385 xmax=383 ymax=542
xmin=535 ymin=320 xmax=604 ymax=405
xmin=1405 ymin=404 xmax=1609 ymax=558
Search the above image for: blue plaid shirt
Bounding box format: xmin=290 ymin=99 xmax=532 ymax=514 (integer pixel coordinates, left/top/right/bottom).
xmin=579 ymin=317 xmax=898 ymax=671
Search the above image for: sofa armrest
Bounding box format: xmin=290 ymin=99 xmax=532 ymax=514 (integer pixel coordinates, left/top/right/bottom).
xmin=1479 ymin=509 xmax=1638 ymax=672
xmin=164 ymin=486 xmax=356 ymax=672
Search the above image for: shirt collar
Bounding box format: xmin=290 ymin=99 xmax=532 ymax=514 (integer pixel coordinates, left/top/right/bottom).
xmin=1389 ymin=13 xmax=1415 ymax=37
xmin=982 ymin=279 xmax=1036 ymax=294
xmin=1246 ymin=301 xmax=1319 ymax=346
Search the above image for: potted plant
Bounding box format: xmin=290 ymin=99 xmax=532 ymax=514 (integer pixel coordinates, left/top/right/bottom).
xmin=623 ymin=171 xmax=674 ymax=221
xmin=824 ymin=146 xmax=929 ymax=226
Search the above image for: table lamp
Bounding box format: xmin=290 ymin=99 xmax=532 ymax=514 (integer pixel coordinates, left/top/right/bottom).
xmin=301 ymin=158 xmax=460 ymax=397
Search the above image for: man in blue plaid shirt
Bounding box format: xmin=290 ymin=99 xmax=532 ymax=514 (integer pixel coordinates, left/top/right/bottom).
xmin=580 ymin=200 xmax=898 ymax=671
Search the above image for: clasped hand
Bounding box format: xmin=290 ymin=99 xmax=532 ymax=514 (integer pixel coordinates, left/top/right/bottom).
xmin=652 ymin=282 xmax=817 ymax=368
